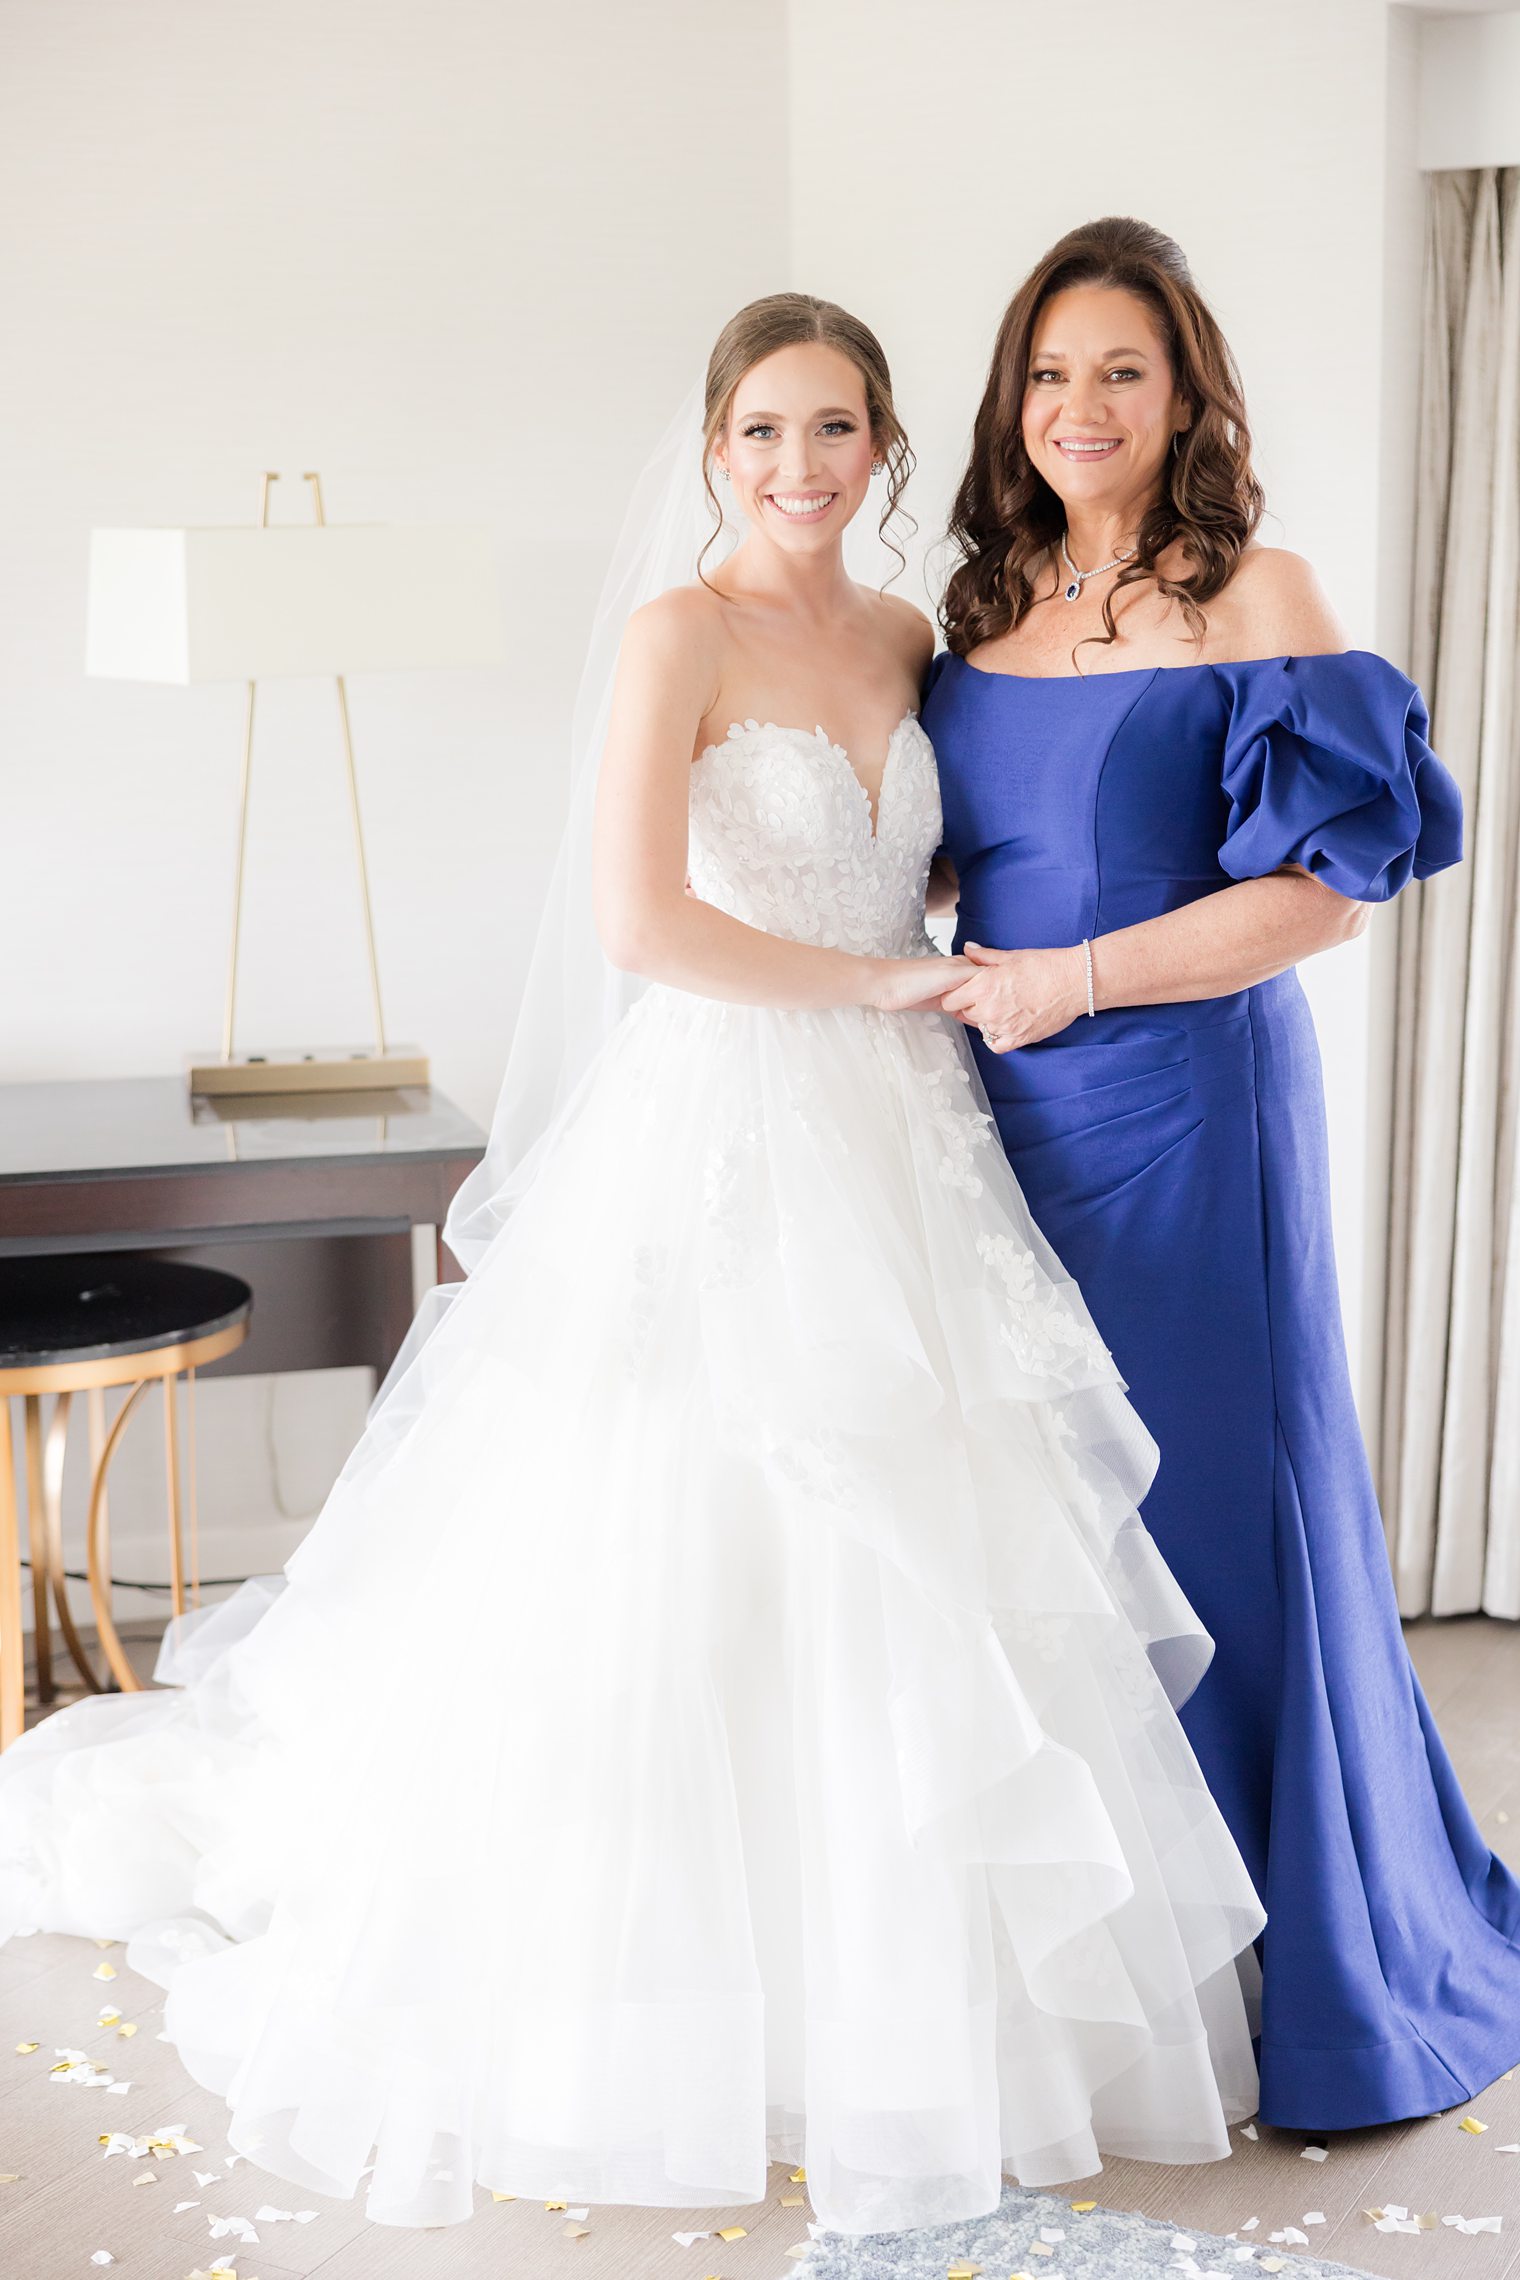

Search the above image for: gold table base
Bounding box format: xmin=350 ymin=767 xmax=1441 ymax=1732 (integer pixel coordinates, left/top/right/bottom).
xmin=0 ymin=1318 xmax=248 ymax=1747
xmin=188 ymin=1044 xmax=428 ymax=1097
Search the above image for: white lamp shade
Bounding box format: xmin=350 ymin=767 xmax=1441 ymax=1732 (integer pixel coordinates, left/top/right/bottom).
xmin=87 ymin=523 xmax=505 ymax=683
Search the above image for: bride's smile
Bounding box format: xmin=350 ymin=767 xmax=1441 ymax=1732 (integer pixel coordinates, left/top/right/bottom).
xmin=715 ymin=342 xmax=877 ymax=558
xmin=765 ymin=488 xmax=838 ymax=519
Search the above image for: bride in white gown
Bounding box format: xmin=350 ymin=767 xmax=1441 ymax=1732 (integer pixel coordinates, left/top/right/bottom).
xmin=0 ymin=293 xmax=1265 ymax=2236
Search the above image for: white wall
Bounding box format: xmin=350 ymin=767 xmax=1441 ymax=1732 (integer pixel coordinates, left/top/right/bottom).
xmin=786 ymin=0 xmax=1425 ymax=1407
xmin=0 ymin=0 xmax=1458 ymax=1618
xmin=0 ymin=0 xmax=789 ymax=1102
xmin=1420 ymin=6 xmax=1520 ymax=167
xmin=0 ymin=0 xmax=791 ymax=1614
xmin=1364 ymin=1 xmax=1430 ymax=1462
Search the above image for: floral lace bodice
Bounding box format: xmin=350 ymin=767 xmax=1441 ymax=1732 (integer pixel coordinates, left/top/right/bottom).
xmin=688 ymin=712 xmax=941 ymax=957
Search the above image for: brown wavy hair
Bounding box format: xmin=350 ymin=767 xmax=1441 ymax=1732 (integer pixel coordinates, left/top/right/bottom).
xmin=699 ymin=291 xmax=915 ymax=586
xmin=941 ymin=217 xmax=1264 ymax=659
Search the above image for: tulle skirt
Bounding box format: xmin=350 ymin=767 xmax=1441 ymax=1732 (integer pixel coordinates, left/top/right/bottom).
xmin=0 ymin=991 xmax=1264 ymax=2232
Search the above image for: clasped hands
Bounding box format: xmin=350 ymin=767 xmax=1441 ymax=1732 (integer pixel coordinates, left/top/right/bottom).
xmin=877 ymin=941 xmax=1090 ymax=1052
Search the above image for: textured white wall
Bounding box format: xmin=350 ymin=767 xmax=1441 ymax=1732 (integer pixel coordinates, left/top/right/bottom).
xmin=784 ymin=0 xmax=1426 ymax=1408
xmin=1419 ymin=6 xmax=1520 ymax=168
xmin=0 ymin=0 xmax=791 ymax=1614
xmin=0 ymin=0 xmax=789 ymax=1106
xmin=2 ymin=0 xmax=1447 ymax=1621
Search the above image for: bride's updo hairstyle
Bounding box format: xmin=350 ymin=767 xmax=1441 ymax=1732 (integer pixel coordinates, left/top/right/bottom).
xmin=700 ymin=291 xmax=915 ymax=581
xmin=941 ymin=217 xmax=1264 ymax=657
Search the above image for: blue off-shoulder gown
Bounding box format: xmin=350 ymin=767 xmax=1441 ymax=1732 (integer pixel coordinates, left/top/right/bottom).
xmin=921 ymin=646 xmax=1520 ymax=2132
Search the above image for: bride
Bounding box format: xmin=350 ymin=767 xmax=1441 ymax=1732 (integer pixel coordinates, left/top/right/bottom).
xmin=0 ymin=293 xmax=1265 ymax=2236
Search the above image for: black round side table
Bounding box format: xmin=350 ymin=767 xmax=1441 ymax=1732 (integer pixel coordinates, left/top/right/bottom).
xmin=0 ymin=1254 xmax=251 ymax=1745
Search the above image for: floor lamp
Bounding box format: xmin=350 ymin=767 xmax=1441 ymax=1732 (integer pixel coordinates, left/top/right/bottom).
xmin=86 ymin=475 xmax=503 ymax=1096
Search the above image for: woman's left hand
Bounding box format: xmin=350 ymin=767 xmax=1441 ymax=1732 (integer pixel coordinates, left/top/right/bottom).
xmin=938 ymin=941 xmax=1088 ymax=1051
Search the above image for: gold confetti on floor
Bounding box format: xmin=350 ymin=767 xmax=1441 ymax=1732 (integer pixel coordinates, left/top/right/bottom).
xmin=563 ymin=2221 xmax=591 ymax=2238
xmin=490 ymin=2190 xmax=515 ymax=2202
xmin=1070 ymin=2201 xmax=1097 ymax=2212
xmin=98 ymin=2127 xmax=202 ymax=2162
xmin=790 ymin=2166 xmax=807 ymax=2182
xmin=1459 ymin=2116 xmax=1489 ymax=2134
xmin=14 ymin=2042 xmax=38 ymax=2055
xmin=0 ymin=2174 xmax=24 ymax=2185
xmin=545 ymin=2199 xmax=567 ymax=2210
xmin=717 ymin=2225 xmax=748 ymax=2240
xmin=93 ymin=1962 xmax=117 ymax=1981
xmin=116 ymin=2023 xmax=137 ymax=2038
xmin=947 ymin=2263 xmax=983 ymax=2279
xmin=781 ymin=2193 xmax=805 ymax=2206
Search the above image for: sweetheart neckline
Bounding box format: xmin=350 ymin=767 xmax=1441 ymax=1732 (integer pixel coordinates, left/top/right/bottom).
xmin=692 ymin=710 xmax=920 ymax=846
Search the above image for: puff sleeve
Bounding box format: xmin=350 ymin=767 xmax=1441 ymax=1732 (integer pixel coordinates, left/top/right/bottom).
xmin=1215 ymin=653 xmax=1463 ymax=902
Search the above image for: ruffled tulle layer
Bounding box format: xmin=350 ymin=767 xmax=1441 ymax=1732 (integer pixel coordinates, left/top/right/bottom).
xmin=0 ymin=994 xmax=1264 ymax=2232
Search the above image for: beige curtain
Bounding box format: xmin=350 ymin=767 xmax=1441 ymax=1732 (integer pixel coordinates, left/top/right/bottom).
xmin=1382 ymin=167 xmax=1520 ymax=1618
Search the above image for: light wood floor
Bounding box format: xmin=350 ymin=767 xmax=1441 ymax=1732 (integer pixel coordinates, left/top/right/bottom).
xmin=1 ymin=1616 xmax=1516 ymax=2280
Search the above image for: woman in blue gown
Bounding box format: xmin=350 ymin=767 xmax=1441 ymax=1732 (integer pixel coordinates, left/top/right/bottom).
xmin=921 ymin=215 xmax=1520 ymax=2133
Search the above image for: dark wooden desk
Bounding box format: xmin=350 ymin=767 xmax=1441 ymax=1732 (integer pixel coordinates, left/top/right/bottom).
xmin=0 ymin=1078 xmax=488 ymax=1385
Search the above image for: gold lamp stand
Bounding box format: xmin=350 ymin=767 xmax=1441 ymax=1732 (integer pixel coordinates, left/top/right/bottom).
xmin=190 ymin=471 xmax=427 ymax=1098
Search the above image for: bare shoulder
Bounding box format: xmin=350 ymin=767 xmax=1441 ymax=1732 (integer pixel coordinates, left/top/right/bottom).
xmin=617 ymin=583 xmax=727 ymax=711
xmin=622 ymin=581 xmax=726 ymax=662
xmin=868 ymin=587 xmax=937 ymax=676
xmin=1210 ymin=545 xmax=1349 ymax=660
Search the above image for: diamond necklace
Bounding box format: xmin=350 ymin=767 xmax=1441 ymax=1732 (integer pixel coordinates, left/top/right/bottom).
xmin=1059 ymin=532 xmax=1137 ymax=604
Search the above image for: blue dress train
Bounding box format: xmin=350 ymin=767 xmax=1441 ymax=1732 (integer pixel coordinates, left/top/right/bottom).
xmin=922 ymin=647 xmax=1520 ymax=2131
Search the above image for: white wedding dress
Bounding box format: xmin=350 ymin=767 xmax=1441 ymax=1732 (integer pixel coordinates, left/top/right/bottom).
xmin=0 ymin=710 xmax=1265 ymax=2234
